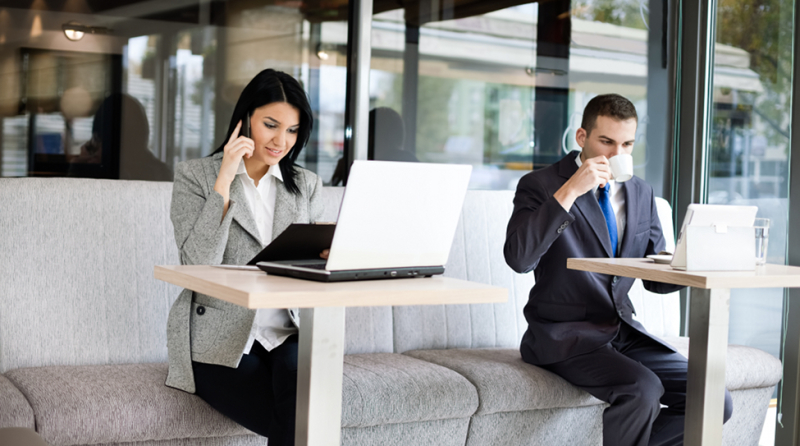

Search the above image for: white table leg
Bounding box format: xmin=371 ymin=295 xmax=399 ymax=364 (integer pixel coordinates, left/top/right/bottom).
xmin=295 ymin=307 xmax=346 ymax=446
xmin=684 ymin=288 xmax=731 ymax=446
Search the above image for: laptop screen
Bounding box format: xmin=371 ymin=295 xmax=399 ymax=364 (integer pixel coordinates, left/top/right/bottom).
xmin=325 ymin=161 xmax=472 ymax=271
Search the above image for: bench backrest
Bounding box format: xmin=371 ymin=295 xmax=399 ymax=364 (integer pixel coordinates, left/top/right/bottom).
xmin=0 ymin=178 xmax=678 ymax=372
xmin=390 ymin=191 xmax=680 ymax=352
xmin=0 ymin=178 xmax=179 ymax=372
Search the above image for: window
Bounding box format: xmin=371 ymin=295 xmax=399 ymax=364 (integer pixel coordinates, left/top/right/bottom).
xmin=708 ymin=0 xmax=794 ymax=442
xmin=366 ymin=0 xmax=672 ymax=192
xmin=0 ymin=1 xmax=348 ymax=181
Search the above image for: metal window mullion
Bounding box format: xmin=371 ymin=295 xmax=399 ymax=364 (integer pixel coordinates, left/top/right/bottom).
xmin=775 ymin=0 xmax=800 ymax=442
xmin=696 ymin=0 xmax=717 ymax=205
xmin=342 ymin=0 xmax=373 ymax=185
xmin=674 ymin=0 xmax=717 ymax=337
xmin=674 ymin=0 xmax=716 ymax=226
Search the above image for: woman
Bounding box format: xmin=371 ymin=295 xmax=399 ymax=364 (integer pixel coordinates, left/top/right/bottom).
xmin=165 ymin=69 xmax=323 ymax=446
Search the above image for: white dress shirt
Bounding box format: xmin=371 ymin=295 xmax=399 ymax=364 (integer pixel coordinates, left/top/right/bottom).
xmin=575 ymin=155 xmax=627 ymax=254
xmin=236 ymin=160 xmax=298 ymax=353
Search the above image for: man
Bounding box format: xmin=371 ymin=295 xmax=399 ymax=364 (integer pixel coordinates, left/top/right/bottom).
xmin=504 ymin=94 xmax=732 ymax=446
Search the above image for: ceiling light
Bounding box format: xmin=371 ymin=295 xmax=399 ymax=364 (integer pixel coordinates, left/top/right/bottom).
xmin=62 ymin=22 xmax=112 ymax=41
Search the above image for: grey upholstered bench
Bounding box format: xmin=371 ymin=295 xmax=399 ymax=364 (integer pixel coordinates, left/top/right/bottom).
xmin=0 ymin=178 xmax=782 ymax=446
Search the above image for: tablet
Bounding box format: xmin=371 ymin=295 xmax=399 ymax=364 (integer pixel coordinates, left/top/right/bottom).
xmin=246 ymin=223 xmax=336 ymax=265
xmin=670 ymin=204 xmax=758 ymax=270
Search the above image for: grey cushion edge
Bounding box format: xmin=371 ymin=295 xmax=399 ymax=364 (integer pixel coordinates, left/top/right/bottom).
xmin=664 ymin=336 xmax=783 ymax=390
xmin=4 ymin=363 xmax=253 ymax=446
xmin=723 ymin=386 xmax=776 ymax=446
xmin=342 ymin=353 xmax=479 ymax=427
xmin=403 ymin=349 xmax=605 ymax=416
xmin=342 ymin=415 xmax=474 ymax=431
xmin=0 ymin=374 xmax=35 ymax=429
xmin=465 ymin=405 xmax=605 ymax=446
xmin=342 ymin=417 xmax=470 ymax=446
xmin=77 ymin=434 xmax=266 ymax=446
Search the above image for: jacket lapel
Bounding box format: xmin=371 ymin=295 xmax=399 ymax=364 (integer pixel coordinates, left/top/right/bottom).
xmin=272 ymin=183 xmax=298 ymax=241
xmin=229 ymin=178 xmax=263 ymax=245
xmin=559 ymin=152 xmax=613 ymax=258
xmin=211 ymin=152 xmax=263 ymax=245
xmin=618 ymin=180 xmax=639 ymax=258
xmin=572 ymin=190 xmax=614 ymax=258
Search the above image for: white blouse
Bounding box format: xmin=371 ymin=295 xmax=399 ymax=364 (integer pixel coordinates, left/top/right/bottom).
xmin=235 ymin=160 xmax=298 ymax=353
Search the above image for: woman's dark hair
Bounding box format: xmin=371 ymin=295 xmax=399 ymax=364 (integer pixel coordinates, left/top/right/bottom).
xmin=211 ymin=69 xmax=312 ymax=194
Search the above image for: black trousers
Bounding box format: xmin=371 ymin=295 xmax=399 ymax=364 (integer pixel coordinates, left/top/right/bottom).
xmin=192 ymin=335 xmax=298 ymax=446
xmin=540 ymin=322 xmax=733 ymax=446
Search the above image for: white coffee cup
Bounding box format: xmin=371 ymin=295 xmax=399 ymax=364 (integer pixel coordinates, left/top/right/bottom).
xmin=609 ymin=154 xmax=634 ymax=182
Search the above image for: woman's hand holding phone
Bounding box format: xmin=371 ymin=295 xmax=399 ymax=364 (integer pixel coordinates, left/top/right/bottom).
xmin=214 ymin=119 xmax=254 ymax=218
xmin=218 ymin=120 xmax=254 ymax=184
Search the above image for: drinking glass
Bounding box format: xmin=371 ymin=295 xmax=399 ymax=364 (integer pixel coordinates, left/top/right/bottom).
xmin=754 ymin=218 xmax=770 ymax=266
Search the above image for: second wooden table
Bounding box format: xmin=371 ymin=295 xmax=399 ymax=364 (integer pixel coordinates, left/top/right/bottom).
xmin=567 ymin=258 xmax=800 ymax=446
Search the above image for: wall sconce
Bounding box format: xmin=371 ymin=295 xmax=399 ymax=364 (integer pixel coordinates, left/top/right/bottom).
xmin=525 ymin=66 xmax=568 ymax=77
xmin=316 ymin=43 xmax=329 ymax=61
xmin=62 ymin=22 xmax=112 ymax=41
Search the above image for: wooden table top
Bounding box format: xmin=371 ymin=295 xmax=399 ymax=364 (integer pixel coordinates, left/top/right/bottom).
xmin=567 ymin=258 xmax=800 ymax=289
xmin=155 ymin=265 xmax=507 ymax=309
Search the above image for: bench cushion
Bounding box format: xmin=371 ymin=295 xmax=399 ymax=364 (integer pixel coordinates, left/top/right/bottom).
xmin=5 ymin=355 xmax=478 ymax=445
xmin=664 ymin=337 xmax=782 ymax=390
xmin=0 ymin=375 xmax=34 ymax=429
xmin=342 ymin=353 xmax=478 ymax=427
xmin=5 ymin=364 xmax=251 ymax=446
xmin=404 ymin=348 xmax=604 ymax=415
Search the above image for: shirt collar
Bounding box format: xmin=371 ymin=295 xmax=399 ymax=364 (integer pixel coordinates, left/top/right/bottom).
xmin=575 ymin=152 xmax=615 ymax=193
xmin=237 ymin=159 xmax=284 ymax=183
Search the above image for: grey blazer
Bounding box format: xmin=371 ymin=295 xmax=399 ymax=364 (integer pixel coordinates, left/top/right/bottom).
xmin=165 ymin=152 xmax=324 ymax=393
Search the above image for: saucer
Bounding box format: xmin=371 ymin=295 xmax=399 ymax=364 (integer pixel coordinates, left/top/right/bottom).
xmin=646 ymin=254 xmax=673 ymax=264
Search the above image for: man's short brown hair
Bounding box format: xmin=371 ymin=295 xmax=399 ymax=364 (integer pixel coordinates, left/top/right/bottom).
xmin=580 ymin=94 xmax=638 ymax=135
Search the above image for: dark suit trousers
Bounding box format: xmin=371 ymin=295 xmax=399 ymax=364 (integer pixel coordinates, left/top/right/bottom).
xmin=540 ymin=323 xmax=733 ymax=446
xmin=191 ymin=335 xmax=298 ymax=446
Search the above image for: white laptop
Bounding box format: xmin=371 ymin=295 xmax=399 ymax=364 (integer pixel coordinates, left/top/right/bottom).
xmin=670 ymin=204 xmax=758 ymax=270
xmin=257 ymin=160 xmax=472 ymax=282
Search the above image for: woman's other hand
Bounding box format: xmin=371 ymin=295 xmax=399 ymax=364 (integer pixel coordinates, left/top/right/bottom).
xmin=320 ymin=249 xmax=330 ymax=260
xmin=214 ymin=120 xmax=254 ymax=218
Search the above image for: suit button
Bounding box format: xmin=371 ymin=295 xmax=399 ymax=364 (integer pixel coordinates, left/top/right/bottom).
xmin=196 ymin=306 xmax=206 ymax=315
xmin=618 ymin=309 xmax=624 ymax=317
xmin=562 ymin=221 xmax=570 ymax=227
xmin=612 ymin=276 xmax=619 ymax=284
xmin=557 ymin=228 xmax=563 ymax=234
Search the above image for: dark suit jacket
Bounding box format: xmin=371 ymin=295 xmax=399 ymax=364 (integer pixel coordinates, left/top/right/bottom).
xmin=504 ymin=151 xmax=683 ymax=366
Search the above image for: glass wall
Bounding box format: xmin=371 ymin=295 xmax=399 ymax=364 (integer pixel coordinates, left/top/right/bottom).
xmin=0 ymin=1 xmax=348 ymax=182
xmin=708 ymin=0 xmax=794 ymax=442
xmin=364 ymin=0 xmax=677 ymax=191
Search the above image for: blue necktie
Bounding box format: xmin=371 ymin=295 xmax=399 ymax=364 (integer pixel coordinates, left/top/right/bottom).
xmin=598 ymin=184 xmax=618 ymax=257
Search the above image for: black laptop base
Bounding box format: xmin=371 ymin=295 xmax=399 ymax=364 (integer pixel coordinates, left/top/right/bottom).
xmin=256 ymin=262 xmax=444 ymax=283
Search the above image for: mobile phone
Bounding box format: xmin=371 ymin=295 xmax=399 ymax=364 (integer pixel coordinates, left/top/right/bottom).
xmin=242 ymin=112 xmax=251 ymax=138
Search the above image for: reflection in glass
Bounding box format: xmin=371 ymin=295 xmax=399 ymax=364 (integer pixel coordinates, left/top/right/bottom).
xmin=709 ymin=0 xmax=793 ymax=440
xmin=368 ymin=0 xmax=670 ymax=191
xmin=0 ymin=1 xmax=348 ymax=182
